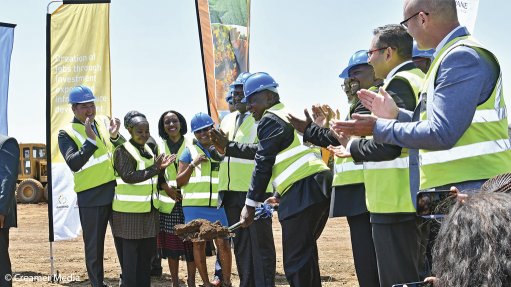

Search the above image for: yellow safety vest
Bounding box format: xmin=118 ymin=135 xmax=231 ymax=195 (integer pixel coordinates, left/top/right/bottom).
xmin=218 ymin=111 xmax=272 ymax=193
xmin=419 ymin=36 xmax=511 ymax=189
xmin=113 ymin=141 xmax=159 ymax=213
xmin=62 ymin=115 xmax=116 ymax=192
xmin=264 ymin=103 xmax=330 ymax=195
xmin=181 ymin=144 xmax=220 ymax=207
xmin=363 ymin=67 xmax=424 ymax=213
xmin=156 ymin=137 xmax=191 ymax=214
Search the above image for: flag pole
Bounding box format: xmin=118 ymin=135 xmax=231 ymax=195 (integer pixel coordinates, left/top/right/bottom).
xmin=46 ymin=1 xmax=63 ymax=282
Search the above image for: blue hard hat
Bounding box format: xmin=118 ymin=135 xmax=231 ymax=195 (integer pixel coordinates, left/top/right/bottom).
xmin=339 ymin=50 xmax=370 ymax=79
xmin=225 ymin=87 xmax=233 ymax=104
xmin=242 ymin=72 xmax=279 ymax=103
xmin=230 ymin=72 xmax=252 ymax=88
xmin=190 ymin=112 xmax=214 ymax=133
xmin=68 ymin=85 xmax=96 ymax=104
xmin=412 ymin=42 xmax=435 ymax=60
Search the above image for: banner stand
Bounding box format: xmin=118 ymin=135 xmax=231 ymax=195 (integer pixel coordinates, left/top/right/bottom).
xmin=46 ymin=1 xmax=62 ymax=281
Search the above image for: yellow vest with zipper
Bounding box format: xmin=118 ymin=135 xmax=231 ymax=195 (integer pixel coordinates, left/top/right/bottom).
xmin=218 ymin=111 xmax=272 ymax=193
xmin=419 ymin=36 xmax=511 ymax=189
xmin=363 ymin=67 xmax=424 ymax=213
xmin=113 ymin=141 xmax=159 ymax=213
xmin=62 ymin=115 xmax=116 ymax=192
xmin=264 ymin=103 xmax=330 ymax=195
xmin=182 ymin=144 xmax=220 ymax=207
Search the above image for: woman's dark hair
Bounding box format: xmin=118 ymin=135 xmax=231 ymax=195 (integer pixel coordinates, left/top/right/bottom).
xmin=158 ymin=110 xmax=187 ymax=139
xmin=432 ymin=192 xmax=511 ymax=287
xmin=123 ymin=110 xmax=147 ymax=129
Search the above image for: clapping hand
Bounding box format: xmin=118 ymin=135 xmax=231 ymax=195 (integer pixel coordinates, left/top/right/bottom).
xmin=209 ymin=128 xmax=229 ymax=154
xmin=357 ymin=87 xmax=399 ymax=119
xmin=84 ymin=117 xmax=96 ymax=140
xmin=109 ymin=117 xmax=121 ymax=139
xmin=330 ymin=113 xmax=377 ymax=137
xmin=311 ymin=104 xmax=337 ymax=128
xmin=155 ymin=153 xmax=175 ymax=170
xmin=287 ymin=109 xmax=313 ymax=133
xmin=327 ymin=145 xmax=351 ymax=158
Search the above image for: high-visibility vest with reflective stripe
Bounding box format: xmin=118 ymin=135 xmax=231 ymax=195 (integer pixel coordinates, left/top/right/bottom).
xmin=182 ymin=144 xmax=220 ymax=207
xmin=113 ymin=142 xmax=159 ymax=213
xmin=218 ymin=112 xmax=272 ymax=193
xmin=62 ymin=115 xmax=116 ymax=192
xmin=156 ymin=137 xmax=191 ymax=213
xmin=332 ymin=86 xmax=380 ymax=187
xmin=419 ymin=36 xmax=511 ymax=189
xmin=363 ymin=67 xmax=424 ymax=213
xmin=264 ymin=103 xmax=330 ymax=195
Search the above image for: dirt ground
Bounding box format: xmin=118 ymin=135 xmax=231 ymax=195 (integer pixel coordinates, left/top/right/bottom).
xmin=8 ymin=204 xmax=359 ymax=286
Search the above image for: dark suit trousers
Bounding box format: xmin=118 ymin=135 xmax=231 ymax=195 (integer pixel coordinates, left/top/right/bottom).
xmin=120 ymin=237 xmax=156 ymax=287
xmin=79 ymin=205 xmax=113 ymax=287
xmin=225 ymin=205 xmax=276 ymax=287
xmin=281 ymin=200 xmax=330 ymax=287
xmin=0 ymin=229 xmax=11 ymax=287
xmin=346 ymin=212 xmax=380 ymax=287
xmin=372 ymin=219 xmax=421 ymax=287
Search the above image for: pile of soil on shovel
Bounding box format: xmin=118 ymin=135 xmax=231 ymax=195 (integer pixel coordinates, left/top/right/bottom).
xmin=174 ymin=219 xmax=230 ymax=242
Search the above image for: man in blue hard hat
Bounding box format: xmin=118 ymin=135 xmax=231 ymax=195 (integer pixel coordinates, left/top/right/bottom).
xmin=288 ymin=49 xmax=382 ymax=287
xmin=210 ymin=72 xmax=331 ymax=287
xmin=217 ymin=72 xmax=276 ymax=287
xmin=330 ymin=25 xmax=425 ymax=287
xmin=225 ymin=88 xmax=235 ymax=113
xmin=58 ymin=85 xmax=124 ymax=287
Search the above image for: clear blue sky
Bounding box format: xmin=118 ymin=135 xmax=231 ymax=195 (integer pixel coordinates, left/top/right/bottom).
xmin=0 ymin=0 xmax=509 ymax=143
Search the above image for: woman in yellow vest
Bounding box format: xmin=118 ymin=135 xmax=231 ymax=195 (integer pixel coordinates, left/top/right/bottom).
xmin=176 ymin=112 xmax=232 ymax=287
xmin=112 ymin=111 xmax=174 ymax=287
xmin=156 ymin=110 xmax=196 ymax=287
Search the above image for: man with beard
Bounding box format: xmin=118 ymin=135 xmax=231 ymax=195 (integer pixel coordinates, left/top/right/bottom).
xmin=288 ymin=50 xmax=382 ymax=287
xmin=217 ymin=72 xmax=276 ymax=287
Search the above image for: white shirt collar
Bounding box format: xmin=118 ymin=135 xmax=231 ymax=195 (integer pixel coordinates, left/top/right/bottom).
xmin=433 ymin=25 xmax=463 ymax=57
xmin=384 ymin=60 xmax=414 ymax=84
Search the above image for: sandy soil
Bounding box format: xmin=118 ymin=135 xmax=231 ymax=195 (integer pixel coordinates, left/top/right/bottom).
xmin=8 ymin=204 xmax=359 ymax=286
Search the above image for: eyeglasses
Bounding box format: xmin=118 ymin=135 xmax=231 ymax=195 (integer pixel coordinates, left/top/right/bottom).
xmin=367 ymin=47 xmax=389 ymax=58
xmin=194 ymin=126 xmax=212 ymax=134
xmin=400 ymin=11 xmax=429 ymax=29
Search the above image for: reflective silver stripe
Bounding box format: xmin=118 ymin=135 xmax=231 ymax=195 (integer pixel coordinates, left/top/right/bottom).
xmin=495 ymin=76 xmax=503 ymax=109
xmin=158 ymin=193 xmax=176 ymax=203
xmin=116 ymin=178 xmax=153 ymax=186
xmin=184 ymin=192 xmax=218 ymax=200
xmin=114 ymin=194 xmax=151 ymax=202
xmin=72 ymin=129 xmax=87 ymax=144
xmin=334 ymin=161 xmax=363 ymax=173
xmin=275 ymin=145 xmax=309 ymax=165
xmin=472 ymin=108 xmax=507 ymax=123
xmin=167 ymin=180 xmax=177 ymax=187
xmin=188 ymin=176 xmax=219 ymax=184
xmin=80 ymin=153 xmax=110 ymax=171
xmin=364 ymin=157 xmax=409 ymax=170
xmin=273 ymin=153 xmax=319 ymax=186
xmin=420 ymin=139 xmax=511 ymax=165
xmin=222 ymin=157 xmax=253 ymax=165
xmin=188 ymin=146 xmax=202 ymax=177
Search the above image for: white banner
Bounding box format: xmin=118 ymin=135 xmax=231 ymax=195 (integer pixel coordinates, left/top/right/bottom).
xmin=49 ymin=2 xmax=111 ymax=241
xmin=0 ymin=23 xmax=16 ymax=136
xmin=456 ymin=0 xmax=480 ymax=34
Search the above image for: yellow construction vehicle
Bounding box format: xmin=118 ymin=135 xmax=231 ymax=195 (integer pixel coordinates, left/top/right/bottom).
xmin=17 ymin=143 xmax=48 ymax=203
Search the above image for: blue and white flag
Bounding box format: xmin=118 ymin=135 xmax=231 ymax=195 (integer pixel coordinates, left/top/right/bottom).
xmin=0 ymin=23 xmax=16 ymax=136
